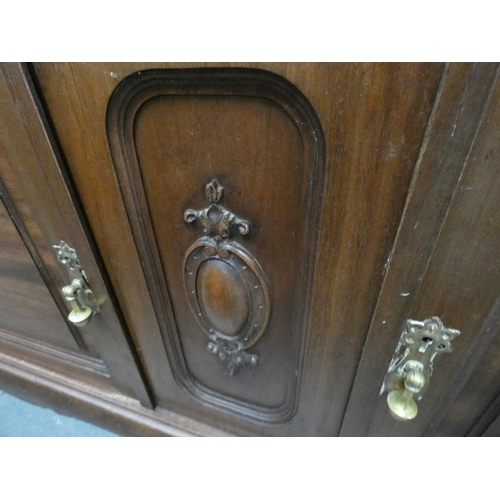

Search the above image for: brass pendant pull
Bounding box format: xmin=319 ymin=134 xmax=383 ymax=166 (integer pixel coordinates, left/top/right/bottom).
xmin=53 ymin=241 xmax=100 ymax=327
xmin=62 ymin=279 xmax=93 ymax=327
xmin=382 ymin=317 xmax=459 ymax=421
xmin=387 ymin=360 xmax=425 ymax=420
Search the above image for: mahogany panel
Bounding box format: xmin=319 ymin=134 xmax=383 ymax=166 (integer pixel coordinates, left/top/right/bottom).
xmin=107 ymin=69 xmax=325 ymax=421
xmin=31 ymin=63 xmax=443 ymax=435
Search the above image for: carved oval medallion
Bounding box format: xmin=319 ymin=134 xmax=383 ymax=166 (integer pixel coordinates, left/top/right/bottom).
xmin=198 ymin=259 xmax=250 ymax=337
xmin=184 ymin=236 xmax=271 ymax=374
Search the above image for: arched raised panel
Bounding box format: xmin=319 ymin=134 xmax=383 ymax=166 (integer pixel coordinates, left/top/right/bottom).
xmin=106 ymin=68 xmax=326 ymax=422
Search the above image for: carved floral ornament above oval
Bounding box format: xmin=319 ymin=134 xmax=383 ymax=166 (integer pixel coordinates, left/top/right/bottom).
xmin=183 ymin=179 xmax=271 ymax=375
xmin=184 ymin=179 xmax=250 ymax=238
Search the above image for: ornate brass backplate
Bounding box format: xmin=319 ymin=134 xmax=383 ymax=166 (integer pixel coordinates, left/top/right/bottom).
xmin=184 ymin=179 xmax=271 ymax=375
xmin=382 ymin=316 xmax=460 ymax=420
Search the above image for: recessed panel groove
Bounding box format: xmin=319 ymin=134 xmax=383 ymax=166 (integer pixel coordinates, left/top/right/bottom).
xmin=107 ymin=68 xmax=326 ymax=422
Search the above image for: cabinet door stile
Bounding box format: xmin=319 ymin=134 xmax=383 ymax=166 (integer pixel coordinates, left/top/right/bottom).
xmin=340 ymin=63 xmax=500 ymax=436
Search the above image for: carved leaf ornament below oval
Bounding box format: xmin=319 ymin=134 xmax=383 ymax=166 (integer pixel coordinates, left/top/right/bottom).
xmin=184 ymin=180 xmax=271 ymax=375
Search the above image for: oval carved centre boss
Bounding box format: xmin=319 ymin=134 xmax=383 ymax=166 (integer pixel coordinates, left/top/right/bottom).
xmin=198 ymin=259 xmax=250 ymax=337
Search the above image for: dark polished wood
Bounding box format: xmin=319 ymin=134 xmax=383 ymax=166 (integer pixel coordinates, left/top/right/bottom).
xmin=0 ymin=63 xmax=153 ymax=407
xmin=0 ymin=196 xmax=80 ymax=351
xmin=341 ymin=63 xmax=500 ymax=436
xmin=12 ymin=62 xmax=500 ymax=436
xmin=106 ymin=68 xmax=326 ymax=423
xmin=29 ymin=63 xmax=443 ymax=435
xmin=0 ymin=334 xmax=228 ymax=436
xmin=14 ymin=61 xmax=500 ymax=437
xmin=10 ymin=62 xmax=500 ymax=437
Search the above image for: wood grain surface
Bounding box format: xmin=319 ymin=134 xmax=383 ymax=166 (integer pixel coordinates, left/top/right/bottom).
xmin=106 ymin=68 xmax=327 ymax=422
xmin=341 ymin=63 xmax=500 ymax=436
xmin=29 ymin=63 xmax=443 ymax=435
xmin=0 ymin=196 xmax=80 ymax=350
xmin=0 ymin=64 xmax=153 ymax=407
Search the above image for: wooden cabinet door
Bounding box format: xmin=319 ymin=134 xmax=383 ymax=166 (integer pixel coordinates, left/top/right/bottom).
xmin=9 ymin=62 xmax=500 ymax=436
xmin=29 ymin=62 xmax=448 ymax=435
xmin=342 ymin=63 xmax=500 ymax=436
xmin=0 ymin=64 xmax=152 ymax=410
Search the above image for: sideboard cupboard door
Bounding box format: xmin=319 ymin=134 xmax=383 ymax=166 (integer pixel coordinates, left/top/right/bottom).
xmin=341 ymin=63 xmax=500 ymax=436
xmin=0 ymin=63 xmax=153 ymax=408
xmin=31 ymin=63 xmax=443 ymax=435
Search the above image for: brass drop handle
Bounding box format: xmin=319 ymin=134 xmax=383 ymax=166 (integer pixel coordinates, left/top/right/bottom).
xmin=387 ymin=361 xmax=425 ymax=420
xmin=382 ymin=317 xmax=460 ymax=421
xmin=62 ymin=279 xmax=93 ymax=327
xmin=53 ymin=241 xmax=100 ymax=328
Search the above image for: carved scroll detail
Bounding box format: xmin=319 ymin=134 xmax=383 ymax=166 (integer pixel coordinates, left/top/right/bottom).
xmin=184 ymin=180 xmax=271 ymax=375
